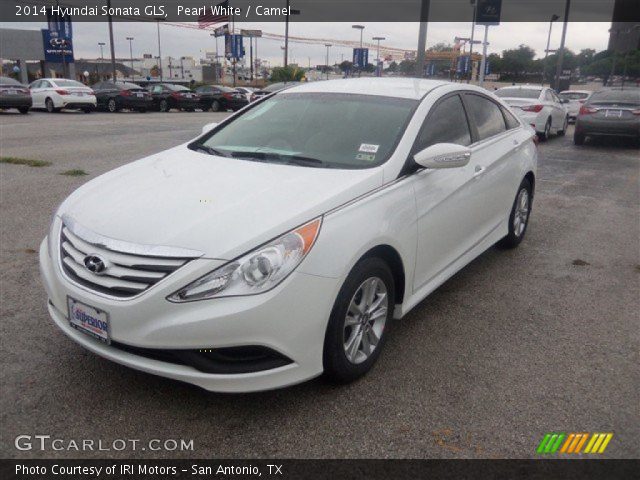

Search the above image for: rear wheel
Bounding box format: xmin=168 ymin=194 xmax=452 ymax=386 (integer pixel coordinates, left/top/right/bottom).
xmin=498 ymin=178 xmax=532 ymax=249
xmin=45 ymin=98 xmax=58 ymax=113
xmin=573 ymin=131 xmax=586 ymax=145
xmin=538 ymin=118 xmax=551 ymax=141
xmin=138 ymin=108 xmax=147 ymax=113
xmin=82 ymin=108 xmax=93 ymax=114
xmin=210 ymin=100 xmax=221 ymax=112
xmin=18 ymin=107 xmax=29 ymax=114
xmin=159 ymin=99 xmax=169 ymax=112
xmin=323 ymin=257 xmax=394 ymax=383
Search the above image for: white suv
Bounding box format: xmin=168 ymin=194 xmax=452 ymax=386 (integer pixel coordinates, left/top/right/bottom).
xmin=495 ymin=85 xmax=569 ymax=140
xmin=29 ymin=78 xmax=96 ymax=113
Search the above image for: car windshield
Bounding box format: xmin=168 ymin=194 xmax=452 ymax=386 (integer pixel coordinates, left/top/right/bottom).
xmin=588 ymin=90 xmax=640 ymax=106
xmin=54 ymin=79 xmax=86 ymax=87
xmin=495 ymin=88 xmax=541 ymax=99
xmin=560 ymin=92 xmax=590 ymax=100
xmin=193 ymin=92 xmax=417 ymax=169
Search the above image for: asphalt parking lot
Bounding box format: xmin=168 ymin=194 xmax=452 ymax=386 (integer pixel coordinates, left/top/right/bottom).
xmin=0 ymin=110 xmax=638 ymax=459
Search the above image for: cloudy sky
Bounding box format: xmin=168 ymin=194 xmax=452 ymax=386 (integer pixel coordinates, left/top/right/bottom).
xmin=2 ymin=21 xmax=612 ymax=67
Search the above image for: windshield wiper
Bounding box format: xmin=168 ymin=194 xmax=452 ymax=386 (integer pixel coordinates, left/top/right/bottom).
xmin=282 ymin=155 xmax=326 ymax=168
xmin=229 ymin=151 xmax=327 ymax=167
xmin=192 ymin=144 xmax=231 ymax=157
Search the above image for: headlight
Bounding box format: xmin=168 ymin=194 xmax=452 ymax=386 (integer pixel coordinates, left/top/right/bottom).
xmin=168 ymin=217 xmax=322 ymax=302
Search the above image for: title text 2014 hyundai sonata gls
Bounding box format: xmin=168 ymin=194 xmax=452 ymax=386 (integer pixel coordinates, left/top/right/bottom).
xmin=40 ymin=78 xmax=537 ymax=392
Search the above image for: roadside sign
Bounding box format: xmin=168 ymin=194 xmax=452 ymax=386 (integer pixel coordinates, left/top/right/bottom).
xmin=42 ymin=29 xmax=74 ymax=63
xmin=47 ymin=9 xmax=72 ymax=39
xmin=476 ymin=0 xmax=502 ymax=25
xmin=214 ymin=25 xmax=228 ymax=37
xmin=240 ymin=29 xmax=262 ymax=37
xmin=225 ymin=34 xmax=244 ymax=60
xmin=352 ymin=48 xmax=369 ymax=68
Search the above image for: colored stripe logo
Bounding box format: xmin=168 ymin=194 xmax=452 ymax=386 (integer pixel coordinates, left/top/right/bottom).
xmin=537 ymin=433 xmax=613 ymax=454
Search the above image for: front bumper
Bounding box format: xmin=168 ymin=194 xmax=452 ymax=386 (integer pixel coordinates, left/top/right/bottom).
xmin=40 ymin=236 xmax=341 ymax=392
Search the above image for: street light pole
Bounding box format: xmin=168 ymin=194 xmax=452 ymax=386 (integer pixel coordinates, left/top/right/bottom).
xmin=126 ymin=37 xmax=134 ymax=82
xmin=98 ymin=42 xmax=105 ymax=61
xmin=352 ymin=25 xmax=365 ymax=76
xmin=324 ymin=44 xmax=331 ymax=80
xmin=284 ymin=0 xmax=290 ymax=67
xmin=543 ymin=14 xmax=559 ymax=86
xmin=478 ymin=24 xmax=489 ymax=86
xmin=415 ymin=0 xmax=430 ymax=78
xmin=373 ymin=36 xmax=385 ymax=77
xmin=467 ymin=0 xmax=476 ymax=83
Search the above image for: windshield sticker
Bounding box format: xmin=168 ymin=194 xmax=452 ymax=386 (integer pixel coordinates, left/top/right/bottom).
xmin=356 ymin=153 xmax=376 ymax=162
xmin=359 ymin=143 xmax=379 ymax=153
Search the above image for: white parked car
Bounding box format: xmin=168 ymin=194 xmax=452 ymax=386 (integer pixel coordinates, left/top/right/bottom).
xmin=40 ymin=78 xmax=537 ymax=392
xmin=235 ymin=86 xmax=255 ymax=102
xmin=495 ymin=85 xmax=569 ymax=140
xmin=559 ymin=89 xmax=592 ymax=123
xmin=29 ymin=78 xmax=96 ymax=113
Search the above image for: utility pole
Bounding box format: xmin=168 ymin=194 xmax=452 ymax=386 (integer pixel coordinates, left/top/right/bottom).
xmin=106 ymin=0 xmax=116 ymax=82
xmin=249 ymin=37 xmax=254 ymax=81
xmin=415 ymin=0 xmax=430 ymax=78
xmin=284 ymin=0 xmax=290 ymax=67
xmin=156 ymin=19 xmax=163 ymax=81
xmin=325 ymin=44 xmax=332 ymax=80
xmin=98 ymin=42 xmax=105 ymax=61
xmin=467 ymin=0 xmax=476 ymax=82
xmin=543 ymin=14 xmax=559 ymax=86
xmin=126 ymin=37 xmax=134 ymax=82
xmin=553 ymin=0 xmax=571 ymax=91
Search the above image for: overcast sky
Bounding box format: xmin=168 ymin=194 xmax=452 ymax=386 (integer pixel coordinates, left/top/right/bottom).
xmin=2 ymin=21 xmax=612 ymax=67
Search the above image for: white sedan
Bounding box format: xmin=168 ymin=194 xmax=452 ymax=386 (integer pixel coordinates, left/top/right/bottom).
xmin=29 ymin=78 xmax=96 ymax=113
xmin=495 ymin=85 xmax=569 ymax=140
xmin=40 ymin=78 xmax=537 ymax=392
xmin=559 ymin=89 xmax=592 ymax=123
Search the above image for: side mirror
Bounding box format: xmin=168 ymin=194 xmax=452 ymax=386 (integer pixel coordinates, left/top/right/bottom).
xmin=201 ymin=122 xmax=218 ymax=135
xmin=413 ymin=143 xmax=471 ymax=169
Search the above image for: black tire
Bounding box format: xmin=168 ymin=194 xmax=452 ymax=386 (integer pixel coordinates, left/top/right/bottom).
xmin=107 ymin=98 xmax=120 ymax=113
xmin=159 ymin=99 xmax=169 ymax=112
xmin=18 ymin=107 xmax=29 ymax=114
xmin=323 ymin=257 xmax=395 ymax=384
xmin=557 ymin=115 xmax=568 ymax=136
xmin=498 ymin=178 xmax=533 ymax=249
xmin=82 ymin=108 xmax=93 ymax=114
xmin=137 ymin=108 xmax=147 ymax=113
xmin=210 ymin=100 xmax=221 ymax=112
xmin=45 ymin=98 xmax=58 ymax=113
xmin=185 ymin=108 xmax=195 ymax=112
xmin=573 ymin=132 xmax=586 ymax=145
xmin=538 ymin=118 xmax=551 ymax=141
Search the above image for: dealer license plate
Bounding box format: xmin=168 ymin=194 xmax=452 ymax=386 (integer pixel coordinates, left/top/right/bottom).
xmin=68 ymin=297 xmax=110 ymax=344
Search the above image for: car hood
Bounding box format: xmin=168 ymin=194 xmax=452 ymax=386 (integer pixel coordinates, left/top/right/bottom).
xmin=58 ymin=145 xmax=383 ymax=259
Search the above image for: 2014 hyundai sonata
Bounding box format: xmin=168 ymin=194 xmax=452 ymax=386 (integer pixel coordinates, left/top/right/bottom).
xmin=40 ymin=78 xmax=537 ymax=392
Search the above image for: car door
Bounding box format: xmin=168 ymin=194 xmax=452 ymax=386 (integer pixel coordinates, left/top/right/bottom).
xmin=29 ymin=80 xmax=45 ymax=107
xmin=463 ymin=92 xmax=524 ymax=240
xmin=409 ymin=93 xmax=479 ymax=291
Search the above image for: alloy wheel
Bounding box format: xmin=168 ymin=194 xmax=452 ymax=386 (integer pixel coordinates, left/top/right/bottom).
xmin=513 ymin=188 xmax=530 ymax=237
xmin=46 ymin=98 xmax=54 ymax=113
xmin=343 ymin=277 xmax=388 ymax=365
xmin=108 ymin=99 xmax=116 ymax=112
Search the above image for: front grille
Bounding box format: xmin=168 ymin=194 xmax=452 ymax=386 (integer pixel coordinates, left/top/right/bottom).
xmin=59 ymin=225 xmax=192 ymax=298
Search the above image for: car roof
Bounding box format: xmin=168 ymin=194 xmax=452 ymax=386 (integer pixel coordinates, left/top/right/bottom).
xmin=282 ymin=77 xmax=449 ymax=99
xmin=496 ymin=84 xmax=543 ymax=91
xmin=559 ymin=90 xmax=591 ymax=94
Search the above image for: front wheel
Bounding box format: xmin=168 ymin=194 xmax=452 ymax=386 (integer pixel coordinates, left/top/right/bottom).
xmin=323 ymin=257 xmax=394 ymax=383
xmin=45 ymin=98 xmax=58 ymax=113
xmin=18 ymin=107 xmax=30 ymax=114
xmin=557 ymin=115 xmax=568 ymax=136
xmin=498 ymin=178 xmax=532 ymax=249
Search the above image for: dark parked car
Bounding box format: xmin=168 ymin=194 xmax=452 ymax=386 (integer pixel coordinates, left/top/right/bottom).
xmin=249 ymin=82 xmax=300 ymax=102
xmin=0 ymin=76 xmax=32 ymax=114
xmin=92 ymin=81 xmax=153 ymax=113
xmin=194 ymin=85 xmax=248 ymax=112
xmin=148 ymin=84 xmax=201 ymax=112
xmin=574 ymin=88 xmax=640 ymax=145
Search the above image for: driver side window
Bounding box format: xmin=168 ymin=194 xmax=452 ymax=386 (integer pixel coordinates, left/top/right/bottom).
xmin=415 ymin=94 xmax=472 ymax=151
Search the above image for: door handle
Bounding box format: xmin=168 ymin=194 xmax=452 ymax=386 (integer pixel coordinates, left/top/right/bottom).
xmin=473 ymin=165 xmax=486 ymax=177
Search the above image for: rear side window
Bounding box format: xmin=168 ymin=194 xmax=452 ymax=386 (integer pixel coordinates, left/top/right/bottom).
xmin=501 ymin=106 xmax=521 ymax=129
xmin=415 ymin=95 xmax=471 ymax=150
xmin=465 ymin=94 xmax=507 ymax=141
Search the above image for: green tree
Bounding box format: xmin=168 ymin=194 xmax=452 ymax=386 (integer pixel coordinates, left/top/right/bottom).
xmin=428 ymin=42 xmax=454 ymax=52
xmin=385 ymin=61 xmax=398 ymax=73
xmin=500 ymin=44 xmax=536 ymax=77
xmin=270 ymin=66 xmax=305 ymax=82
xmin=399 ymin=59 xmax=416 ymax=76
xmin=338 ymin=60 xmax=353 ymax=73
